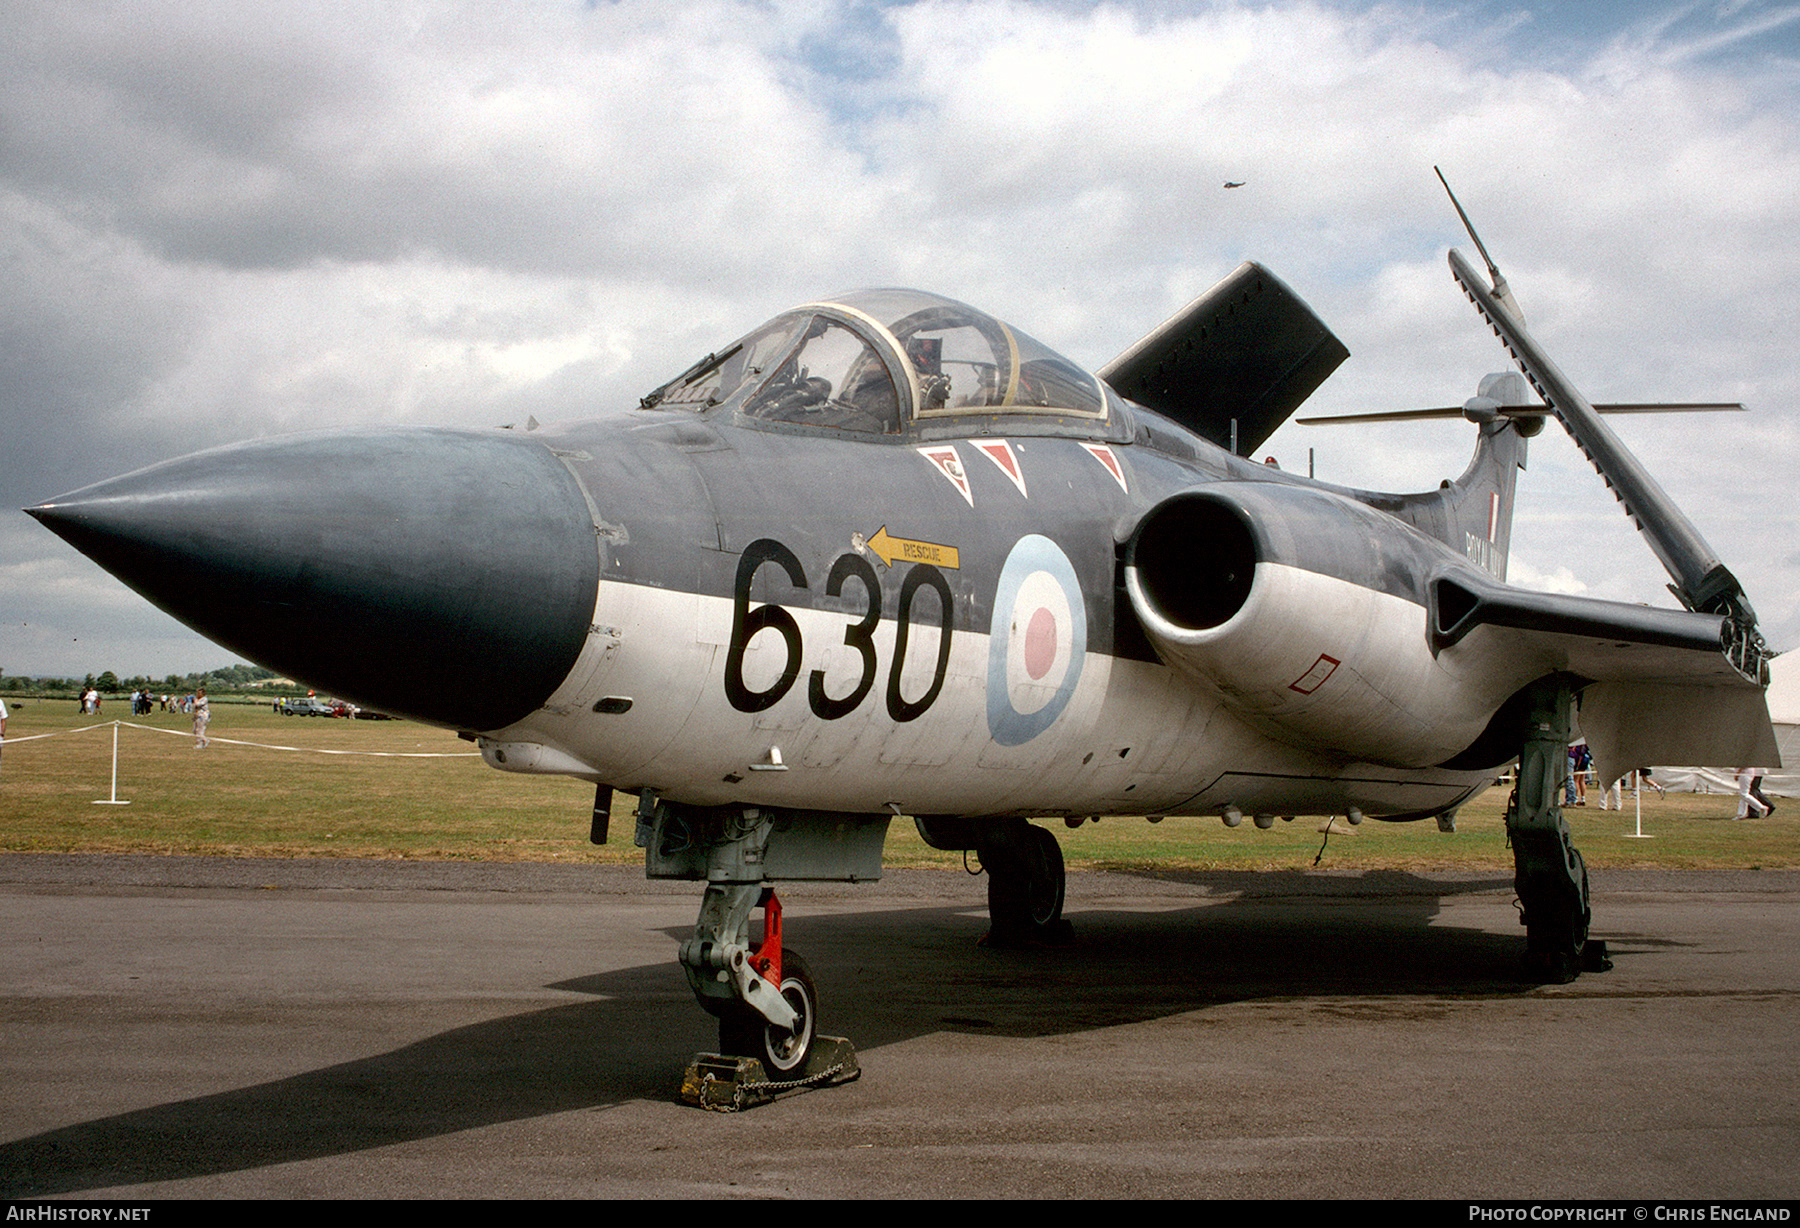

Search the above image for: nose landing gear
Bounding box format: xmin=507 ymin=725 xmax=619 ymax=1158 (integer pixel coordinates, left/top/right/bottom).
xmin=680 ymin=883 xmax=856 ymax=1110
xmin=638 ymin=795 xmax=872 ymax=1108
xmin=711 ymin=888 xmax=818 ymax=1076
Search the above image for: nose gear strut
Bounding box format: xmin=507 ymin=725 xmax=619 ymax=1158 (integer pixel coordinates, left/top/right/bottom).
xmin=638 ymin=794 xmax=864 ymax=1106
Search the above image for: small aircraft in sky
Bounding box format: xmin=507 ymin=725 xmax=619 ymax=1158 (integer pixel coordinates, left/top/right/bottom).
xmin=28 ymin=183 xmax=1778 ymax=1082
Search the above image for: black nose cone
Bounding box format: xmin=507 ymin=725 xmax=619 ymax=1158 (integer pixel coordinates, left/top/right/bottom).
xmin=28 ymin=428 xmax=599 ymax=731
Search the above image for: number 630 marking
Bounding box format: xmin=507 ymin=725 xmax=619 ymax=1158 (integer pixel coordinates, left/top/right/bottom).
xmin=723 ymin=538 xmax=953 ymax=722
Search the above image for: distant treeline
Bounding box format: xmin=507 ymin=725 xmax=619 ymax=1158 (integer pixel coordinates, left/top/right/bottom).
xmin=1 ymin=663 xmax=282 ymax=696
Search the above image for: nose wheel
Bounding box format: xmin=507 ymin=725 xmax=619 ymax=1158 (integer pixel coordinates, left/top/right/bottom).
xmin=682 ymin=889 xmax=858 ymax=1109
xmin=719 ymin=950 xmax=817 ymax=1076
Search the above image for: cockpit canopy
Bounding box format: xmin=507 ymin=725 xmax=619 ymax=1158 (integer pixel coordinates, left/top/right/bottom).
xmin=642 ymin=289 xmax=1122 ymax=438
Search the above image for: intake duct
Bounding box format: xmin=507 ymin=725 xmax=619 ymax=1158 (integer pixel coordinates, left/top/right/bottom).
xmin=1122 ymin=483 xmax=1533 ymax=766
xmin=1125 ymin=494 xmax=1257 ymax=631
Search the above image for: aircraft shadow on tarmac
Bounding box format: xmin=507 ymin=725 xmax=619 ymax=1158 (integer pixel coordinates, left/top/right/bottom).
xmin=2 ymin=870 xmax=1555 ymax=1196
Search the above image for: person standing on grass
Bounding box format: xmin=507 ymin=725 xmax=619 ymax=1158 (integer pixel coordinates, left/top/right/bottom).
xmin=192 ymin=687 xmax=210 ymax=749
xmin=0 ymin=694 xmax=8 ymax=778
xmin=1735 ymin=766 xmax=1770 ymax=820
xmin=1749 ymin=770 xmax=1776 ymax=819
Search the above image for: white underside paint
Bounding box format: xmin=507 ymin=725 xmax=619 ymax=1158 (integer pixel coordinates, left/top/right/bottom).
xmin=482 ymin=574 xmax=1517 ymax=820
xmin=1132 ymin=562 xmax=1554 ymax=767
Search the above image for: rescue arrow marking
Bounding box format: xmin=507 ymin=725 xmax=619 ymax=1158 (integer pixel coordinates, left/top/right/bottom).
xmin=867 ymin=526 xmax=961 ymax=570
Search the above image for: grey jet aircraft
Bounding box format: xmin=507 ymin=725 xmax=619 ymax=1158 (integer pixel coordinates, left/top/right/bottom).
xmin=27 ymin=193 xmax=1779 ymax=1081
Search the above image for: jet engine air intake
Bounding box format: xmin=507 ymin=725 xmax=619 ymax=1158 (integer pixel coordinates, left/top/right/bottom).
xmin=1123 ymin=494 xmax=1256 ymax=631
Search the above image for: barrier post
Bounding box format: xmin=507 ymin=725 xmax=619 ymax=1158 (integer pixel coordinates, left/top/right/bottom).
xmin=93 ymin=721 xmax=130 ymax=806
xmin=1624 ymin=771 xmax=1651 ymax=839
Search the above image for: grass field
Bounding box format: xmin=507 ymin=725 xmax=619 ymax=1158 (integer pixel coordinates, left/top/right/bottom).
xmin=0 ymin=698 xmax=1792 ymax=871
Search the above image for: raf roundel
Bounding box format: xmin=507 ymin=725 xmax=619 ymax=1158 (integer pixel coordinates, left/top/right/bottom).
xmin=986 ymin=534 xmax=1087 ymax=746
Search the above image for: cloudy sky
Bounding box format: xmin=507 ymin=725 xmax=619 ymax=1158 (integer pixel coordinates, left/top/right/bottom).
xmin=4 ymin=0 xmax=1797 ymax=681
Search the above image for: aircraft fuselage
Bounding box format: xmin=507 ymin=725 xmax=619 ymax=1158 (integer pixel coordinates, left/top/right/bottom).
xmin=478 ymin=406 xmax=1522 ymax=824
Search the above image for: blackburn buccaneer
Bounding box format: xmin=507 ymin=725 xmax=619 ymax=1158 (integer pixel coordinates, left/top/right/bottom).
xmin=28 ymin=185 xmax=1778 ymax=1081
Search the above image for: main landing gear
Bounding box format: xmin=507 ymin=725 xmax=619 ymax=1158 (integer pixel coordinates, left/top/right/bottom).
xmin=1505 ymin=676 xmax=1612 ymax=983
xmin=917 ymin=816 xmax=1074 ymax=947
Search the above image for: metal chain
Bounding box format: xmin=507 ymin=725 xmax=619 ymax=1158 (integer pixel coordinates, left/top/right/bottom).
xmin=739 ymin=1061 xmax=849 ymax=1094
xmin=698 ymin=1061 xmax=852 ymax=1111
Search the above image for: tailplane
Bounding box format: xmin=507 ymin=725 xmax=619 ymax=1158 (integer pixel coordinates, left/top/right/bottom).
xmin=1305 ymin=371 xmax=1533 ymax=582
xmin=1388 ymin=371 xmax=1531 ymax=582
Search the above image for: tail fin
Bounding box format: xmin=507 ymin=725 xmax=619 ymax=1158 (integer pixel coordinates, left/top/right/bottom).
xmin=1337 ymin=371 xmax=1532 ymax=582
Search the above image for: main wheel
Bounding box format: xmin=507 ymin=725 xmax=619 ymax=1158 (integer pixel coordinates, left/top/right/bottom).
xmin=719 ymin=951 xmax=817 ymax=1077
xmin=985 ymin=821 xmax=1066 ymax=940
xmin=1020 ymin=822 xmax=1065 ymax=929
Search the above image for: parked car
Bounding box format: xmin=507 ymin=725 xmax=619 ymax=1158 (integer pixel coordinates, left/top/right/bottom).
xmin=281 ymin=697 xmax=334 ymax=716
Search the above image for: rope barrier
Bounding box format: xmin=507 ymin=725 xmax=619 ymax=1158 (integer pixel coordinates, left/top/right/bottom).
xmin=2 ymin=716 xmax=480 ymax=805
xmin=2 ymin=719 xmax=480 ymax=757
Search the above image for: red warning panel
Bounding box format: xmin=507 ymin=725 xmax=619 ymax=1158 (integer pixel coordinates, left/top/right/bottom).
xmin=972 ymin=439 xmax=1028 ymax=497
xmin=1288 ymin=654 xmax=1340 ymax=694
xmin=916 ymin=444 xmax=974 ymax=507
xmin=1080 ymin=442 xmax=1128 ymax=492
